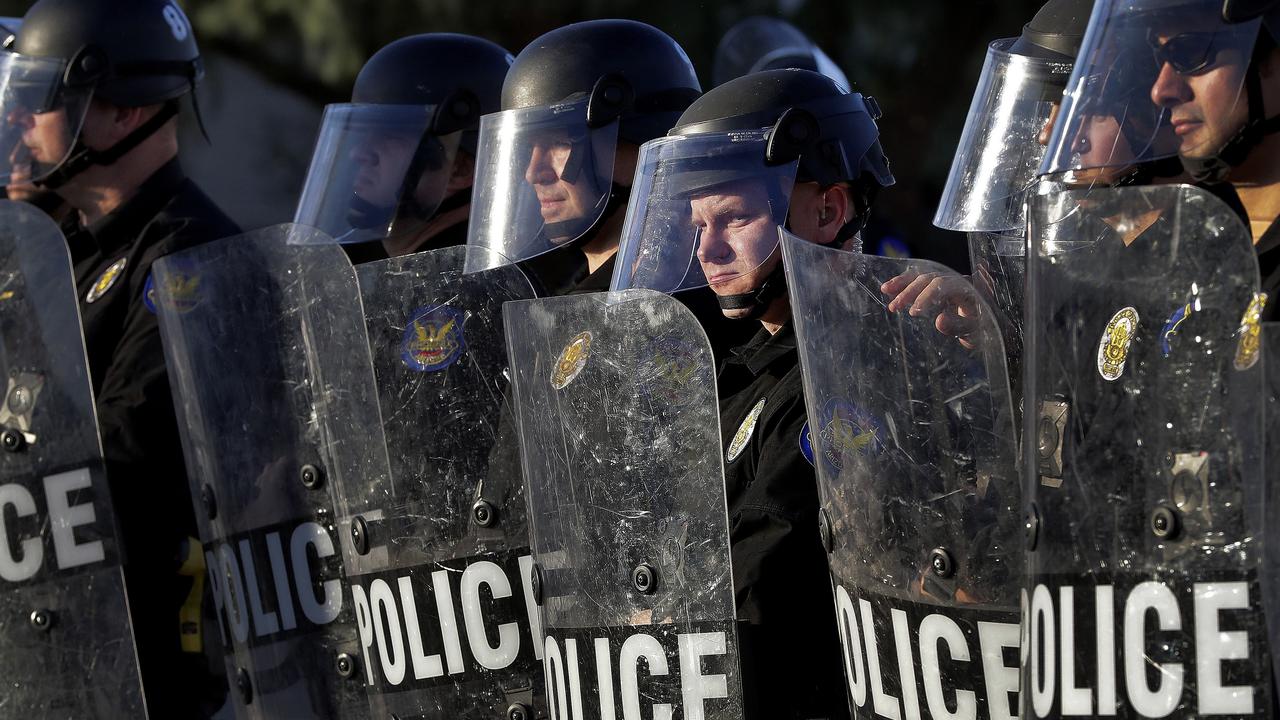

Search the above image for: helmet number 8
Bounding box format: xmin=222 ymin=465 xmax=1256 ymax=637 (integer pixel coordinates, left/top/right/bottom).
xmin=162 ymin=4 xmax=190 ymax=42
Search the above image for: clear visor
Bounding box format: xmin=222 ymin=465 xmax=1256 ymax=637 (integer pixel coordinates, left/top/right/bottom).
xmin=1040 ymin=0 xmax=1262 ymax=179
xmin=934 ymin=39 xmax=1074 ymax=233
xmin=292 ymin=103 xmax=460 ymax=245
xmin=0 ymin=53 xmax=93 ymax=187
xmin=609 ymin=129 xmax=798 ymax=294
xmin=464 ymin=97 xmax=618 ymax=271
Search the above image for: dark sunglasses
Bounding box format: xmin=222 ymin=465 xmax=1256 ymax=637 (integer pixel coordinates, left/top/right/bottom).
xmin=1148 ymin=29 xmax=1248 ymax=74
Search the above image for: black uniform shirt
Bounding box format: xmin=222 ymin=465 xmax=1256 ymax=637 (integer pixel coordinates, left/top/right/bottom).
xmin=716 ymin=320 xmax=849 ymax=720
xmin=62 ymin=157 xmax=240 ymax=718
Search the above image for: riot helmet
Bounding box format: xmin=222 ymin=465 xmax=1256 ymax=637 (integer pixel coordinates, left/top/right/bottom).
xmin=464 ymin=19 xmax=701 ymax=270
xmin=712 ymin=16 xmax=850 ymax=90
xmin=934 ymin=0 xmax=1091 ymax=233
xmin=610 ymin=68 xmax=893 ymax=318
xmin=293 ymin=33 xmax=512 ymax=248
xmin=1041 ymin=0 xmax=1280 ymax=184
xmin=0 ymin=0 xmax=204 ymax=189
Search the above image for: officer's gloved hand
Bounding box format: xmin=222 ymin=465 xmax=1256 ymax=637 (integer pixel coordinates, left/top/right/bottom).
xmin=881 ymin=270 xmax=983 ymax=350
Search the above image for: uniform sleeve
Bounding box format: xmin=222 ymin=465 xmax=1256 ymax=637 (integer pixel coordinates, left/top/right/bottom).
xmin=729 ymin=388 xmax=851 ymax=719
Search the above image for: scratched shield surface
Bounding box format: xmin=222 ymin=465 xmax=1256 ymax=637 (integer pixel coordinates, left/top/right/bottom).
xmin=0 ymin=200 xmax=144 ymax=717
xmin=505 ymin=289 xmax=745 ymax=719
xmin=782 ymin=233 xmax=1022 ymax=720
xmin=156 ymin=225 xmax=380 ymax=719
xmin=1023 ymin=184 xmax=1269 ymax=718
xmin=330 ymin=245 xmax=544 ymax=719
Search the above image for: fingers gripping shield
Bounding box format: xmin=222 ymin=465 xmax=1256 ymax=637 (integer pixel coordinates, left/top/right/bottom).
xmin=154 ymin=226 xmax=384 ymax=719
xmin=465 ymin=98 xmax=619 ymax=272
xmin=781 ymin=232 xmax=1023 ymax=720
xmin=1024 ymin=184 xmax=1269 ymax=718
xmin=504 ymin=290 xmax=744 ymax=719
xmin=334 ymin=245 xmax=546 ymax=718
xmin=0 ymin=200 xmax=144 ymax=716
xmin=610 ymin=130 xmax=797 ymax=295
xmin=293 ymin=104 xmax=463 ymax=245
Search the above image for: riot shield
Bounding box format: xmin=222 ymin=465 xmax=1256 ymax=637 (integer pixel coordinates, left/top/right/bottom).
xmin=333 ymin=245 xmax=544 ymax=718
xmin=782 ymin=233 xmax=1022 ymax=720
xmin=0 ymin=200 xmax=145 ymax=717
xmin=504 ymin=290 xmax=744 ymax=719
xmin=1024 ymin=184 xmax=1268 ymax=718
xmin=155 ymin=225 xmax=381 ymax=719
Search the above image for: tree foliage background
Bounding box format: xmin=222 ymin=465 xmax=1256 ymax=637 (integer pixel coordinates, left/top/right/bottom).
xmin=0 ymin=0 xmax=1046 ymax=265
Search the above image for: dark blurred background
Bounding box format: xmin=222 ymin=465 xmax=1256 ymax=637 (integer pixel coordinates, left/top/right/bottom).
xmin=0 ymin=0 xmax=1046 ymax=270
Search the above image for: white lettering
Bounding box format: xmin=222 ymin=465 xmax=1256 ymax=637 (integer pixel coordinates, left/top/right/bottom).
xmin=44 ymin=469 xmax=104 ymax=570
xmin=620 ymin=634 xmax=671 ymax=720
xmin=1195 ymin=582 xmax=1252 ymax=714
xmin=1123 ymin=581 xmax=1181 ymax=717
xmin=0 ymin=484 xmax=39 ymax=581
xmin=462 ymin=560 xmax=520 ymax=670
xmin=920 ymin=613 xmax=976 ymax=720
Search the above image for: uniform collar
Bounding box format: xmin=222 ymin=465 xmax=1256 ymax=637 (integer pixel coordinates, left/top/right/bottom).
xmin=77 ymin=158 xmax=187 ymax=254
xmin=728 ymin=319 xmax=796 ymax=376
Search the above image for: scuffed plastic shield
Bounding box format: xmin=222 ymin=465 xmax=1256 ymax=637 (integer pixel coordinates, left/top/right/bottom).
xmin=1024 ymin=184 xmax=1268 ymax=718
xmin=782 ymin=232 xmax=1023 ymax=720
xmin=0 ymin=200 xmax=144 ymax=717
xmin=155 ymin=225 xmax=383 ymax=719
xmin=505 ymin=290 xmax=744 ymax=719
xmin=333 ymin=245 xmax=545 ymax=718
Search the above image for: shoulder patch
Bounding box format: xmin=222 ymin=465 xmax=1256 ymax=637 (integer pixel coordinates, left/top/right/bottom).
xmin=818 ymin=398 xmax=883 ymax=471
xmin=1234 ymin=292 xmax=1267 ymax=371
xmin=402 ymin=305 xmax=465 ymax=372
xmin=86 ymin=257 xmax=128 ymax=304
xmin=799 ymin=421 xmax=815 ymax=467
xmin=143 ymin=273 xmax=157 ymax=314
xmin=726 ymin=397 xmax=767 ymax=463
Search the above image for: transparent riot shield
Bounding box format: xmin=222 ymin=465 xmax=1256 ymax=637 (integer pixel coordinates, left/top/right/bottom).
xmin=0 ymin=200 xmax=145 ymax=717
xmin=1024 ymin=184 xmax=1268 ymax=718
xmin=155 ymin=225 xmax=381 ymax=719
xmin=782 ymin=233 xmax=1022 ymax=720
xmin=505 ymin=290 xmax=743 ymax=719
xmin=333 ymin=245 xmax=544 ymax=719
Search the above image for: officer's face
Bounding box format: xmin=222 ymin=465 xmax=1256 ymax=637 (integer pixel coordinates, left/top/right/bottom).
xmin=1150 ymin=27 xmax=1251 ymax=161
xmin=1066 ymin=112 xmax=1137 ymax=184
xmin=19 ymin=106 xmax=71 ymax=166
xmin=523 ymin=127 xmax=598 ymax=239
xmin=350 ymin=130 xmax=419 ymax=208
xmin=691 ymin=179 xmax=778 ymax=301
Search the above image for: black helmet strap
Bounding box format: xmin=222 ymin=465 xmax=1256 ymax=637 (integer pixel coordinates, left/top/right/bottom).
xmin=37 ymin=98 xmax=179 ymax=190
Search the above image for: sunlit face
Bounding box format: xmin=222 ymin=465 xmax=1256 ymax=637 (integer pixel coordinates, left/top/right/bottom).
xmin=1066 ymin=112 xmax=1139 ymax=184
xmin=1149 ymin=29 xmax=1251 ymax=160
xmin=350 ymin=130 xmax=418 ymax=208
xmin=19 ymin=106 xmax=70 ymax=167
xmin=523 ymin=127 xmax=600 ymax=239
xmin=691 ymin=179 xmax=779 ymax=303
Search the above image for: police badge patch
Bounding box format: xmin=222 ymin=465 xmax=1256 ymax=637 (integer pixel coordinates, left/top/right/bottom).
xmin=551 ymin=331 xmax=592 ymax=390
xmin=1234 ymin=292 xmax=1267 ymax=371
xmin=401 ymin=305 xmax=465 ymax=372
xmin=726 ymin=398 xmax=766 ymax=463
xmin=85 ymin=257 xmax=127 ymax=303
xmin=1097 ymin=306 xmax=1139 ymax=381
xmin=818 ymin=397 xmax=882 ymax=471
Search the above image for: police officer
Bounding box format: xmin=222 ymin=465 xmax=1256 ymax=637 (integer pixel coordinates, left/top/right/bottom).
xmin=293 ymin=33 xmax=512 ymax=259
xmin=712 ymin=15 xmax=850 ymax=90
xmin=611 ymin=68 xmax=894 ymax=719
xmin=0 ymin=1 xmax=237 ymax=716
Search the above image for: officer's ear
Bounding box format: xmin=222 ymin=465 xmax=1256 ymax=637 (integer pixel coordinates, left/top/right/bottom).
xmin=816 ymin=183 xmax=853 ymax=233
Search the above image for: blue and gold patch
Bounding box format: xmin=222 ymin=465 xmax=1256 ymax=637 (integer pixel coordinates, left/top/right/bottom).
xmin=1159 ymin=301 xmax=1195 ymax=358
xmin=818 ymin=397 xmax=883 ymax=471
xmin=402 ymin=305 xmax=465 ymax=372
xmin=148 ymin=267 xmax=203 ymax=314
xmin=799 ymin=421 xmax=815 ymax=467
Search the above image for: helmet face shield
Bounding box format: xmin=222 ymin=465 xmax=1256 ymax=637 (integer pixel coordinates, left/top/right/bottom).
xmin=293 ymin=103 xmax=460 ymax=245
xmin=0 ymin=53 xmax=93 ymax=187
xmin=1040 ymin=0 xmax=1262 ymax=180
xmin=610 ymin=130 xmax=798 ymax=294
xmin=934 ymin=38 xmax=1074 ymax=233
xmin=464 ymin=97 xmax=618 ymax=271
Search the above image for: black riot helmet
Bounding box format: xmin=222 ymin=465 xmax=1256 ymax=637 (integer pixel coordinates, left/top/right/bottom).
xmin=0 ymin=0 xmax=205 ymax=189
xmin=464 ymin=19 xmax=702 ymax=271
xmin=1041 ymin=0 xmax=1280 ymax=184
xmin=935 ymin=0 xmax=1091 ymax=233
xmin=712 ymin=16 xmax=850 ymax=90
xmin=610 ymin=68 xmax=894 ymax=318
xmin=293 ymin=33 xmax=512 ymax=247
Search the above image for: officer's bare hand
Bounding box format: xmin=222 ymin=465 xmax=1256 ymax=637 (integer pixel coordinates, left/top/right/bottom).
xmin=880 ymin=270 xmax=981 ymax=350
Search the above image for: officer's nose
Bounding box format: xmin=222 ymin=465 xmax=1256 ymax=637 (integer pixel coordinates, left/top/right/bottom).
xmin=350 ymin=140 xmax=377 ymax=167
xmin=1151 ymin=62 xmax=1192 ymax=109
xmin=525 ymin=144 xmax=557 ymax=186
xmin=696 ymin=225 xmax=733 ymax=265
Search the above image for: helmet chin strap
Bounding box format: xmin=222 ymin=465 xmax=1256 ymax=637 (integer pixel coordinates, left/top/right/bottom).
xmin=35 ymin=100 xmax=179 ymax=190
xmin=1181 ymin=52 xmax=1280 ymax=184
